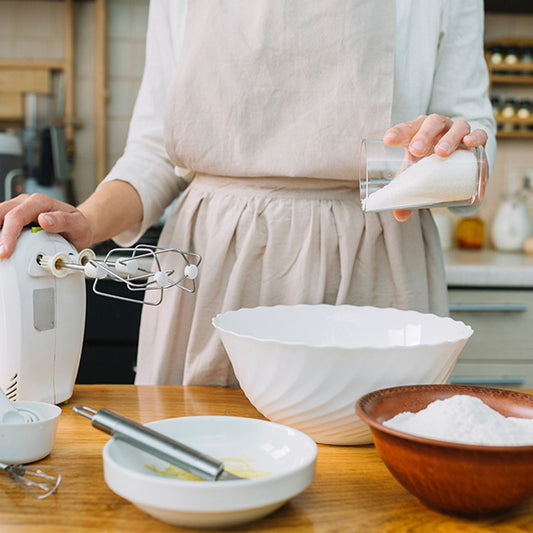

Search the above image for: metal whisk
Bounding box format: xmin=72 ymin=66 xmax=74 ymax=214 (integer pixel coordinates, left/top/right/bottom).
xmin=37 ymin=243 xmax=202 ymax=306
xmin=89 ymin=245 xmax=202 ymax=305
xmin=0 ymin=462 xmax=61 ymax=499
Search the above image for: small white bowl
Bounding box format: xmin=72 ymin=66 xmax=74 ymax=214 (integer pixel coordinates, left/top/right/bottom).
xmin=103 ymin=415 xmax=317 ymax=528
xmin=212 ymin=304 xmax=473 ymax=445
xmin=0 ymin=401 xmax=61 ymax=463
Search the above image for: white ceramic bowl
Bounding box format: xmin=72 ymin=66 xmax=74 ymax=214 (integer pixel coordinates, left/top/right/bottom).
xmin=103 ymin=415 xmax=317 ymax=528
xmin=0 ymin=401 xmax=61 ymax=463
xmin=212 ymin=304 xmax=473 ymax=445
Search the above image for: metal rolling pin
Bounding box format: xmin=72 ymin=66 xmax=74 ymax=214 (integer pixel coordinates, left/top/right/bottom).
xmin=73 ymin=405 xmax=242 ymax=482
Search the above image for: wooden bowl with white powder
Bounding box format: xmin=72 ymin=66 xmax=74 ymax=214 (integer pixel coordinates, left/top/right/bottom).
xmin=356 ymin=384 xmax=533 ymax=518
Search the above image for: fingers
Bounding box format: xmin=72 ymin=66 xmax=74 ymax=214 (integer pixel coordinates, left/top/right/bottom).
xmin=0 ymin=194 xmax=54 ymax=257
xmin=384 ymin=115 xmax=427 ymax=146
xmin=384 ymin=114 xmax=484 ymax=158
xmin=37 ymin=210 xmax=92 ymax=252
xmin=0 ymin=194 xmax=33 ymax=224
xmin=393 ymin=209 xmax=412 ymax=222
xmin=433 ymin=119 xmax=472 ymax=157
xmin=0 ymin=193 xmax=78 ymax=258
xmin=384 ymin=114 xmax=455 ymax=156
xmin=406 ymin=114 xmax=458 ymax=157
xmin=463 ymin=128 xmax=488 ymax=148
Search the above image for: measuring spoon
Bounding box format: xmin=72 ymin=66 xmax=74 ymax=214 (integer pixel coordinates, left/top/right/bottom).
xmin=0 ymin=391 xmax=39 ymax=424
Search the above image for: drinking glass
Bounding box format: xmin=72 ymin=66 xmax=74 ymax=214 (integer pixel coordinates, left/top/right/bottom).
xmin=359 ymin=139 xmax=488 ymax=212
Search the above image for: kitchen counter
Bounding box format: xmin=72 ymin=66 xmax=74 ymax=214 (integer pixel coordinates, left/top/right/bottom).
xmin=5 ymin=385 xmax=533 ymax=533
xmin=445 ymin=248 xmax=533 ymax=288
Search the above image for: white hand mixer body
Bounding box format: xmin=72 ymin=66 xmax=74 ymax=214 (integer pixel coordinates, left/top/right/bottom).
xmin=0 ymin=228 xmax=201 ymax=404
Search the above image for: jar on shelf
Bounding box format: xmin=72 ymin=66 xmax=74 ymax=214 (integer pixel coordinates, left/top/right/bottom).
xmin=491 ymin=96 xmax=502 ymax=129
xmin=491 ymin=95 xmax=501 ymax=114
xmin=501 ymin=98 xmax=517 ymax=131
xmin=489 ymin=45 xmax=504 ymax=65
xmin=517 ymin=100 xmax=531 ymax=130
xmin=501 ymin=98 xmax=516 ymax=117
xmin=504 ymin=46 xmax=519 ymax=65
xmin=522 ymin=46 xmax=533 ymax=65
xmin=521 ymin=46 xmax=533 ymax=78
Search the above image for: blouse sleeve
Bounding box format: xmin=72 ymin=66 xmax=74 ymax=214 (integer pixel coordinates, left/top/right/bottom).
xmin=100 ymin=0 xmax=188 ymax=246
xmin=428 ymin=0 xmax=497 ymax=215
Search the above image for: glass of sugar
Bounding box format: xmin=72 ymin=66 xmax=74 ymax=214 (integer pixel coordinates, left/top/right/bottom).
xmin=359 ymin=139 xmax=488 ymax=212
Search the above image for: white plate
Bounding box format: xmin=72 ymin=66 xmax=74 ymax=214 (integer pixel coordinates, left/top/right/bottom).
xmin=103 ymin=415 xmax=317 ymax=528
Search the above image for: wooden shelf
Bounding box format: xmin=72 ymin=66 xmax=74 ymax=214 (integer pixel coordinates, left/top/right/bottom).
xmin=491 ymin=73 xmax=533 ymax=84
xmin=0 ymin=2 xmax=75 ymax=143
xmin=495 ymin=115 xmax=533 ymax=125
xmin=0 ymin=0 xmax=108 ymax=185
xmin=485 ymin=38 xmax=533 ymax=83
xmin=496 ymin=129 xmax=533 ymax=139
xmin=486 ymin=38 xmax=533 ymax=140
xmin=95 ymin=0 xmax=107 ymax=183
xmin=495 ymin=115 xmax=533 ymax=138
xmin=486 ymin=57 xmax=533 ymax=84
xmin=0 ymin=59 xmax=66 ymax=70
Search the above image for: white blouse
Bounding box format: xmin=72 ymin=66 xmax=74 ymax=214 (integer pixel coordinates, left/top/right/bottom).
xmin=103 ymin=0 xmax=496 ymax=245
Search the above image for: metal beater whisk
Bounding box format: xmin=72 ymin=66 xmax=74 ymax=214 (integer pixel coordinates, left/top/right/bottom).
xmin=38 ymin=244 xmax=202 ymax=306
xmin=0 ymin=462 xmax=61 ymax=499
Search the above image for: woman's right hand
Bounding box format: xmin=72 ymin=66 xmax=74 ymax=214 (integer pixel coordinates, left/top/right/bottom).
xmin=0 ymin=193 xmax=93 ymax=258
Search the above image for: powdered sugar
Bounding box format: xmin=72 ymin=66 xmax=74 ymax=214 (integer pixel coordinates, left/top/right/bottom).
xmin=384 ymin=394 xmax=533 ymax=446
xmin=363 ymin=149 xmax=478 ymax=211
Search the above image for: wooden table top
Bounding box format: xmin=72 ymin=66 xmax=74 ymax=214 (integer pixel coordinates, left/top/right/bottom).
xmin=2 ymin=385 xmax=533 ymax=533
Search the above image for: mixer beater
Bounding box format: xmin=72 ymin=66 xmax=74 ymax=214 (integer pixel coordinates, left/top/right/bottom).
xmin=36 ymin=242 xmax=202 ymax=305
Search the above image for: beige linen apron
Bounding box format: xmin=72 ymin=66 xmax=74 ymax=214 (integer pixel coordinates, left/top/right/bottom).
xmin=135 ymin=0 xmax=449 ymax=386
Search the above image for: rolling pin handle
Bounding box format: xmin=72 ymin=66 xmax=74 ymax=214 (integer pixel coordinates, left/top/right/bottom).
xmin=73 ymin=405 xmax=98 ymax=420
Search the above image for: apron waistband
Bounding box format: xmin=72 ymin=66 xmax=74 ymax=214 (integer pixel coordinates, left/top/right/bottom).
xmin=190 ymin=174 xmax=359 ymax=200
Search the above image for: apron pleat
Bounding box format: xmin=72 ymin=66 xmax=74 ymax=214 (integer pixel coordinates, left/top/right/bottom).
xmin=135 ymin=176 xmax=448 ymax=385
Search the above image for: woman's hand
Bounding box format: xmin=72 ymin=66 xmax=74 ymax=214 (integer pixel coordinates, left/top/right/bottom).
xmin=0 ymin=180 xmax=143 ymax=259
xmin=0 ymin=193 xmax=93 ymax=258
xmin=383 ymin=114 xmax=488 ymax=222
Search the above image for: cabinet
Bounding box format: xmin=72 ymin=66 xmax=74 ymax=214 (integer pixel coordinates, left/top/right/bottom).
xmin=76 ymin=278 xmax=142 ymax=384
xmin=485 ymin=38 xmax=533 ymax=138
xmin=448 ymin=288 xmax=533 ymax=388
xmin=76 ymin=227 xmax=161 ymax=384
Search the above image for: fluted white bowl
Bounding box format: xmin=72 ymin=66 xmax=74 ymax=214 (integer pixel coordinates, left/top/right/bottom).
xmin=212 ymin=305 xmax=473 ymax=445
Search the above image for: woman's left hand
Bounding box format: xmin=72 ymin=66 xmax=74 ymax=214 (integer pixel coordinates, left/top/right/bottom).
xmin=383 ymin=114 xmax=488 ymax=222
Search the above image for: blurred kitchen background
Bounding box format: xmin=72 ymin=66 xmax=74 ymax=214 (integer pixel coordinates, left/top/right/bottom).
xmin=1 ymin=0 xmax=533 ymax=387
xmin=0 ymin=0 xmax=148 ymax=204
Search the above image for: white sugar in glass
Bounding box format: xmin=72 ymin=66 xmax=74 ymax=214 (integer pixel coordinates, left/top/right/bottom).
xmin=359 ymin=139 xmax=488 ymax=212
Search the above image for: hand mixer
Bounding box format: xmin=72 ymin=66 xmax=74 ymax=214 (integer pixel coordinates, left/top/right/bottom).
xmin=0 ymin=227 xmax=201 ymax=404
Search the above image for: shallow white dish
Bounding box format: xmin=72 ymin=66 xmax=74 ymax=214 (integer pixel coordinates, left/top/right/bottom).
xmin=103 ymin=415 xmax=317 ymax=528
xmin=0 ymin=401 xmax=61 ymax=463
xmin=212 ymin=304 xmax=473 ymax=445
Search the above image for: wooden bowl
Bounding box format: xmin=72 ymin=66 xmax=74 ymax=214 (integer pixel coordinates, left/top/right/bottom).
xmin=355 ymin=384 xmax=533 ymax=517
